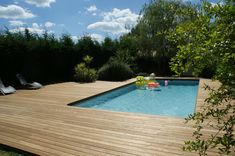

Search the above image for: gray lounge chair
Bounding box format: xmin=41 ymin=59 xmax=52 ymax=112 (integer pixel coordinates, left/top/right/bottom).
xmin=16 ymin=74 xmax=43 ymax=89
xmin=0 ymin=78 xmax=16 ymax=95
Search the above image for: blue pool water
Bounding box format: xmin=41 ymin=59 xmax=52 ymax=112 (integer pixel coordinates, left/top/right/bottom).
xmin=72 ymin=80 xmax=199 ymax=117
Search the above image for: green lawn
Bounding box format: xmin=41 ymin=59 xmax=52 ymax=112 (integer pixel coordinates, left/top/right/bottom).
xmin=0 ymin=145 xmax=36 ymax=156
xmin=0 ymin=150 xmax=23 ymax=156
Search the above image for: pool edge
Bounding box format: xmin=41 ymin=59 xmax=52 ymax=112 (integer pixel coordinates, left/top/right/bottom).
xmin=68 ymin=77 xmax=200 ymax=113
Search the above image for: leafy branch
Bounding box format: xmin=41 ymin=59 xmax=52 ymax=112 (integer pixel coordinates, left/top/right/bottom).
xmin=170 ymin=0 xmax=235 ymax=155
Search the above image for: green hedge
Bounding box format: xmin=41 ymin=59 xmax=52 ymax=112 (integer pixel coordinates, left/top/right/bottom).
xmin=98 ymin=61 xmax=133 ymax=81
xmin=0 ymin=31 xmax=117 ymax=85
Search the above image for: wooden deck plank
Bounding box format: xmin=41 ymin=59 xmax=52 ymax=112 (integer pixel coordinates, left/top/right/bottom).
xmin=0 ymin=78 xmax=227 ymax=155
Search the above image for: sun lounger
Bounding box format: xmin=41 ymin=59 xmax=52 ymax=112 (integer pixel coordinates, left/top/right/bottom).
xmin=16 ymin=74 xmax=43 ymax=89
xmin=0 ymin=78 xmax=16 ymax=95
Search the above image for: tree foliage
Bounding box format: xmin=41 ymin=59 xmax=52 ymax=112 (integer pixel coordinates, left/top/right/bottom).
xmin=117 ymin=0 xmax=197 ymax=75
xmin=170 ymin=0 xmax=235 ymax=155
xmin=0 ymin=31 xmax=118 ymax=84
xmin=0 ymin=0 xmax=198 ymax=84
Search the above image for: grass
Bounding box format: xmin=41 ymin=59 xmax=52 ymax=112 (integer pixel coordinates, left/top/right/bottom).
xmin=0 ymin=149 xmax=23 ymax=156
xmin=0 ymin=145 xmax=35 ymax=156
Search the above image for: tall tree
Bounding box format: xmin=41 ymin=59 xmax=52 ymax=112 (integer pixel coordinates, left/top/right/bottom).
xmin=76 ymin=36 xmax=101 ymax=68
xmin=170 ymin=1 xmax=235 ymax=155
xmin=100 ymin=37 xmax=118 ymax=65
xmin=119 ymin=0 xmax=197 ymax=75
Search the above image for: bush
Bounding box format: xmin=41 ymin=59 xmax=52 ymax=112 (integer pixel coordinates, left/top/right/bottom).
xmin=136 ymin=72 xmax=149 ymax=77
xmin=74 ymin=63 xmax=97 ymax=82
xmin=98 ymin=61 xmax=133 ymax=81
xmin=74 ymin=55 xmax=97 ymax=82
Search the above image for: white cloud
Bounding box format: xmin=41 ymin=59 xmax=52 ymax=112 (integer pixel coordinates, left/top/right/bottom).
xmin=45 ymin=21 xmax=55 ymax=28
xmin=32 ymin=22 xmax=39 ymax=28
xmin=10 ymin=26 xmax=44 ymax=34
xmin=9 ymin=20 xmax=26 ymax=26
xmin=10 ymin=22 xmax=56 ymax=34
xmin=87 ymin=8 xmax=139 ymax=35
xmin=89 ymin=33 xmax=104 ymax=43
xmin=25 ymin=0 xmax=56 ymax=8
xmin=71 ymin=36 xmax=78 ymax=43
xmin=87 ymin=5 xmax=97 ymax=12
xmin=10 ymin=22 xmax=53 ymax=34
xmin=0 ymin=5 xmax=35 ymax=19
xmin=9 ymin=21 xmax=56 ymax=34
xmin=88 ymin=22 xmax=128 ymax=34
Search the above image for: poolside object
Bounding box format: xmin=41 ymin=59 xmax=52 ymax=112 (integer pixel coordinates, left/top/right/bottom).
xmin=144 ymin=77 xmax=150 ymax=81
xmin=149 ymin=73 xmax=155 ymax=80
xmin=148 ymin=82 xmax=159 ymax=88
xmin=136 ymin=74 xmax=160 ymax=90
xmin=135 ymin=76 xmax=147 ymax=89
xmin=164 ymin=80 xmax=168 ymax=86
xmin=148 ymin=73 xmax=159 ymax=89
xmin=0 ymin=78 xmax=16 ymax=95
xmin=16 ymin=74 xmax=43 ymax=89
xmin=147 ymin=82 xmax=160 ymax=90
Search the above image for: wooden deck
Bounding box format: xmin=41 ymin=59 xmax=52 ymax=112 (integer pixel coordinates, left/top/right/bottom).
xmin=0 ymin=78 xmax=227 ymax=156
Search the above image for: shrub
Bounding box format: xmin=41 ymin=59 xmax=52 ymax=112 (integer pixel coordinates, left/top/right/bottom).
xmin=74 ymin=63 xmax=97 ymax=82
xmin=98 ymin=61 xmax=133 ymax=81
xmin=136 ymin=72 xmax=149 ymax=77
xmin=74 ymin=56 xmax=97 ymax=82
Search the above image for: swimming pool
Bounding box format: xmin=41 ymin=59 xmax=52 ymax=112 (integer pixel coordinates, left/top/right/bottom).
xmin=72 ymin=80 xmax=199 ymax=118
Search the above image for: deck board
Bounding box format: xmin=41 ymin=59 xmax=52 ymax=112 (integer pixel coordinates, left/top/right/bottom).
xmin=0 ymin=78 xmax=229 ymax=155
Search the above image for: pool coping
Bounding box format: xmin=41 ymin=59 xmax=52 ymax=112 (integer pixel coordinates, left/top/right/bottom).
xmin=67 ymin=80 xmax=136 ymax=106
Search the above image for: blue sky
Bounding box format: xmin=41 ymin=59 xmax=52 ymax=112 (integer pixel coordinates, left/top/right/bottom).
xmin=0 ymin=0 xmax=219 ymax=42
